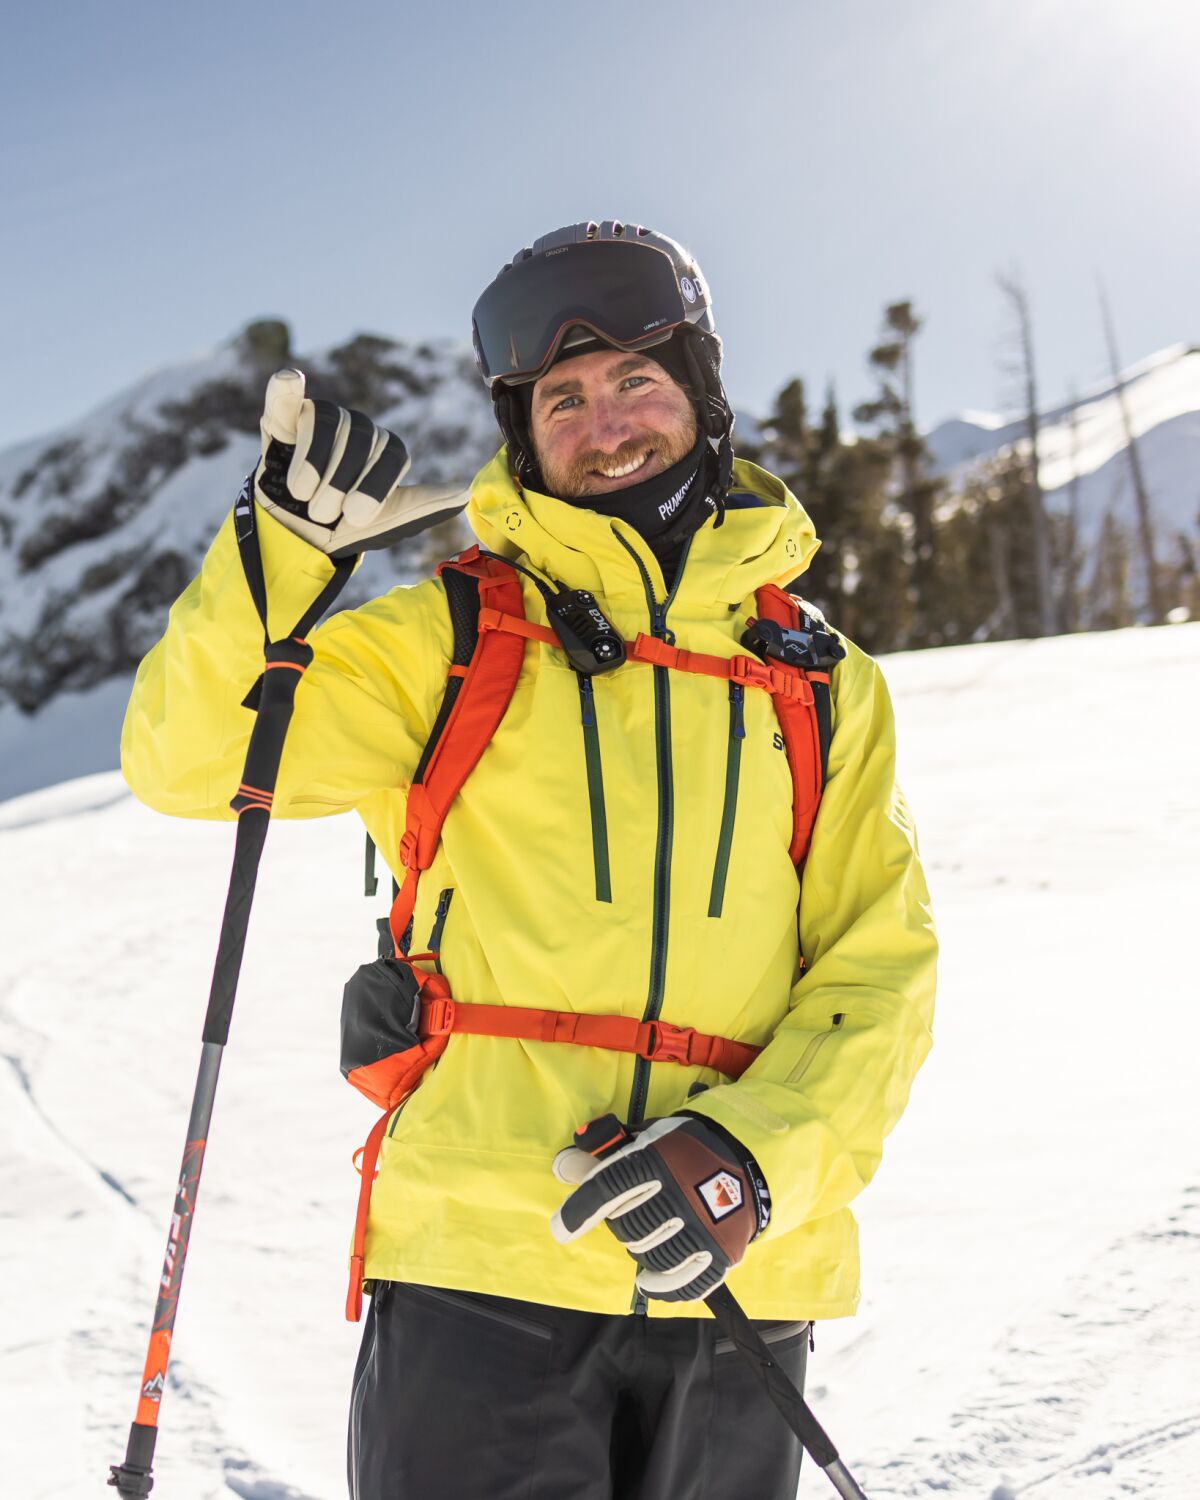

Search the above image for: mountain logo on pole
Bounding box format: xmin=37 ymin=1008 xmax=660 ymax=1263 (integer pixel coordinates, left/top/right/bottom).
xmin=697 ymin=1170 xmax=743 ymax=1222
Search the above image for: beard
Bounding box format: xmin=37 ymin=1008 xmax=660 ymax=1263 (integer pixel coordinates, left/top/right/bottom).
xmin=538 ymin=416 xmax=698 ymax=499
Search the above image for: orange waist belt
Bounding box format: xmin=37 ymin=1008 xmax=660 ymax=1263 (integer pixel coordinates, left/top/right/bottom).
xmin=345 ymin=990 xmax=763 ymax=1321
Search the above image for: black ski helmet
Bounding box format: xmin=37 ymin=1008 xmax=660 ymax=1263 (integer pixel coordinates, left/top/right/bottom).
xmin=471 ymin=220 xmax=734 ymax=498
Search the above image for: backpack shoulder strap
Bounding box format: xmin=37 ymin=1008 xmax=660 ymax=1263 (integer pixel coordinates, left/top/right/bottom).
xmin=387 ymin=546 xmax=526 ymax=952
xmin=753 ymin=585 xmax=841 ymax=867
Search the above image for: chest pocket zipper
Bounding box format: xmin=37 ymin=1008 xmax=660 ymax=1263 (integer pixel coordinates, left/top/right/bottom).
xmin=427 ymin=888 xmax=454 ymax=973
xmin=577 ymin=674 xmax=612 ymax=903
xmin=708 ymin=683 xmax=745 ymax=917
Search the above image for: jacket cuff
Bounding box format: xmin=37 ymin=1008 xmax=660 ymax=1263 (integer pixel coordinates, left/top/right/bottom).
xmin=679 ymin=1111 xmax=772 ymax=1238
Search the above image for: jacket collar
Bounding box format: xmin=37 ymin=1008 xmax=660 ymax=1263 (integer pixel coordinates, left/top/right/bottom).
xmin=466 ymin=448 xmax=820 ymax=607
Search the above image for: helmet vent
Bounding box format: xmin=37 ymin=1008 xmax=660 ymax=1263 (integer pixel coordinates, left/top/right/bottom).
xmin=612 ymin=221 xmax=625 ymax=236
xmin=585 ymin=222 xmax=598 ymax=239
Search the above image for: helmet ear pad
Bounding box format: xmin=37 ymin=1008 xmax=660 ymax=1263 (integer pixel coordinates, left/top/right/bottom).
xmin=675 ymin=327 xmax=731 ymax=445
xmin=493 ymin=385 xmax=540 ymax=487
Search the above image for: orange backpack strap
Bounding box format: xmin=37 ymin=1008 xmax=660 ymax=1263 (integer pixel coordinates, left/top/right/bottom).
xmin=752 ymin=587 xmax=840 ymax=868
xmin=388 ymin=546 xmax=527 ymax=953
xmin=418 ymin=995 xmax=761 ymax=1081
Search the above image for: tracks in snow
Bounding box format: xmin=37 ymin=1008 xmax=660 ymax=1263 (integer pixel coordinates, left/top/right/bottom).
xmin=851 ymin=1185 xmax=1200 ymax=1498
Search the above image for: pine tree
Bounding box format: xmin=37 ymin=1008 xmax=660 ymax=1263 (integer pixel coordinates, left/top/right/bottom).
xmin=1085 ymin=513 xmax=1134 ymax=631
xmin=852 ymin=302 xmax=943 ymax=647
xmin=752 ymin=379 xmax=908 ymax=653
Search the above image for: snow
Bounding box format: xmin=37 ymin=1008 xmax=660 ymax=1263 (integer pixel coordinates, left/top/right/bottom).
xmin=1 ymin=625 xmax=1198 ymax=1496
xmin=925 ymin=343 xmax=1200 ymax=543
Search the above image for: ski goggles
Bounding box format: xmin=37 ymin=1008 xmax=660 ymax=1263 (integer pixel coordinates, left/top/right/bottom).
xmin=472 ymin=240 xmax=692 ymax=389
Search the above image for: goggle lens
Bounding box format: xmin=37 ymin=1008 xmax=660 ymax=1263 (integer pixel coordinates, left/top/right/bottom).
xmin=472 ymin=241 xmax=687 ymax=387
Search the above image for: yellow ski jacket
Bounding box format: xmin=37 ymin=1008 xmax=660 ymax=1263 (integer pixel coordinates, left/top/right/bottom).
xmin=122 ymin=451 xmax=936 ymax=1320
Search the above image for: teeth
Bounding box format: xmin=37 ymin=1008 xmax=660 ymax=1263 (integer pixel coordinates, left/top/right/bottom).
xmin=597 ymin=452 xmax=650 ymax=479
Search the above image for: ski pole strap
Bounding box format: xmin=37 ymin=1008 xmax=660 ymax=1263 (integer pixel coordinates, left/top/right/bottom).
xmin=704 ymin=1285 xmax=868 ymax=1498
xmin=418 ymin=996 xmax=761 ymax=1079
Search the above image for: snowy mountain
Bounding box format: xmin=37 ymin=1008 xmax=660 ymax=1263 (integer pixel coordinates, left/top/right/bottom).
xmin=2 ymin=333 xmax=1198 ymax=803
xmin=925 ymin=343 xmax=1200 ymax=546
xmin=3 ymin=621 xmax=1197 ymax=1498
xmin=0 ymin=321 xmax=497 ymax=798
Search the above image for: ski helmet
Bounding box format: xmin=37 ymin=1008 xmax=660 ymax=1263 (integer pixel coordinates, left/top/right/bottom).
xmin=472 ymin=221 xmax=734 ymax=497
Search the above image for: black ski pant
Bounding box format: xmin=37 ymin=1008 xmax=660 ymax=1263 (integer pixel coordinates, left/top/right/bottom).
xmin=348 ymin=1280 xmax=808 ymax=1500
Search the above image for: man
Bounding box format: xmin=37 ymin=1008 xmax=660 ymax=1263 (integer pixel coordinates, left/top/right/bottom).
xmin=122 ymin=221 xmax=937 ymax=1499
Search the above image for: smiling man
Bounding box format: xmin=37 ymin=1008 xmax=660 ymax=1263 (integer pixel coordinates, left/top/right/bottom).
xmin=122 ymin=220 xmax=937 ymax=1499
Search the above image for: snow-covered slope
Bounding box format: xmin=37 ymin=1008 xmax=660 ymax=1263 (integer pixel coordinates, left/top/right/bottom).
xmin=2 ymin=622 xmax=1197 ymax=1498
xmin=926 ymin=343 xmax=1200 ymax=546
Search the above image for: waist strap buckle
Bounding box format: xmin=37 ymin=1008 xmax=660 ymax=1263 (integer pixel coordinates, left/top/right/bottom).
xmin=422 ymin=996 xmax=456 ymax=1036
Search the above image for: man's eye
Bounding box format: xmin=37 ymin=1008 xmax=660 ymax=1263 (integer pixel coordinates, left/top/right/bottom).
xmin=552 ymin=395 xmax=581 ymax=414
xmin=622 ymin=376 xmax=650 ymax=390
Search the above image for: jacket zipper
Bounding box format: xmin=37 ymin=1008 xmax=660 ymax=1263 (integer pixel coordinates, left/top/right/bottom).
xmin=427 ymin=887 xmax=454 ymax=973
xmin=577 ymin=674 xmax=612 ymax=902
xmin=615 ymin=533 xmax=692 ymax=1315
xmin=707 ymin=683 xmax=745 ymax=917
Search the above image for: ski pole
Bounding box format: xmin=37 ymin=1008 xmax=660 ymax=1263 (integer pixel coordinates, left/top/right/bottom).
xmin=109 ymin=485 xmax=356 ymax=1498
xmin=705 ymin=1284 xmax=870 ymax=1499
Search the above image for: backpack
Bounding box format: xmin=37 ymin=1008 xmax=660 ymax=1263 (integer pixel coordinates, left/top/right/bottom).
xmin=341 ymin=544 xmax=845 ymax=1318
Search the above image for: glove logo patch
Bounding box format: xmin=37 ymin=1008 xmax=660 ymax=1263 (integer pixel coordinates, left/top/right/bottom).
xmin=696 ymin=1170 xmax=743 ymax=1222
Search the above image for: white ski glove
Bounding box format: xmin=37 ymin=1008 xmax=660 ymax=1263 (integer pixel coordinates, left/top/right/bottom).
xmin=253 ymin=368 xmax=467 ymax=557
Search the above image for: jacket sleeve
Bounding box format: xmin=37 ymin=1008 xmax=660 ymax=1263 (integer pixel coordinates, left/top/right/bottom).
xmin=685 ymin=639 xmax=937 ymax=1237
xmin=121 ymin=503 xmax=453 ymax=819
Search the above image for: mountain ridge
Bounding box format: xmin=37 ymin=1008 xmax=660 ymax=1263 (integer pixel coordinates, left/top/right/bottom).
xmin=1 ymin=322 xmax=1196 ymax=801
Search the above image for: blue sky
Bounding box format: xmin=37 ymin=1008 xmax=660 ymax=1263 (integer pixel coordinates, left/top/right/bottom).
xmin=1 ymin=0 xmax=1196 ymax=450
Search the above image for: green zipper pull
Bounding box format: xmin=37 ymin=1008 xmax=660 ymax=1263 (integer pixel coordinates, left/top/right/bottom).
xmin=427 ymin=887 xmax=454 ymax=973
xmin=730 ymin=683 xmax=745 ymax=740
xmin=429 ymin=888 xmax=452 ymax=943
xmin=578 ymin=673 xmax=596 ymax=729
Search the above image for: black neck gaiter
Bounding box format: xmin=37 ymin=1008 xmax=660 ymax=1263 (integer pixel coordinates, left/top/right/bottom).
xmin=551 ymin=433 xmax=716 ymax=582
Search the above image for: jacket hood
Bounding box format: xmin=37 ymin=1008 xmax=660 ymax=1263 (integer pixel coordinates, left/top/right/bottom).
xmin=466 ymin=448 xmax=820 ymax=606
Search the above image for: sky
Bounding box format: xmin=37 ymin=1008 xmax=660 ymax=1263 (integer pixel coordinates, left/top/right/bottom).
xmin=1 ymin=0 xmax=1197 ymax=451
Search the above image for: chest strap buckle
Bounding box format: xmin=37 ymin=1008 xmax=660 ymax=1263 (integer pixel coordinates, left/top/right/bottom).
xmin=641 ymin=1019 xmax=698 ymax=1066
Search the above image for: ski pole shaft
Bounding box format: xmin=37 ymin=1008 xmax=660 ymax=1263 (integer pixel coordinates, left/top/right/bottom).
xmin=705 ymin=1284 xmax=870 ymax=1499
xmin=110 ymin=795 xmax=278 ymax=1496
xmin=110 ymin=521 xmax=354 ymax=1496
xmin=109 ymin=1042 xmax=224 ymax=1496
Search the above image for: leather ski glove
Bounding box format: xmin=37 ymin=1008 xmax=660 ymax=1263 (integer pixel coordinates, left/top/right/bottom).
xmin=253 ymin=368 xmax=467 ymax=557
xmin=551 ymin=1113 xmax=771 ymax=1302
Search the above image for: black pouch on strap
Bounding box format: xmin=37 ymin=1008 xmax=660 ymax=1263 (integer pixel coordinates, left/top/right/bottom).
xmin=340 ymin=957 xmax=443 ymax=1110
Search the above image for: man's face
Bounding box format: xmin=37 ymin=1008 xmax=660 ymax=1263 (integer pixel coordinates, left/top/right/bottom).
xmin=528 ymin=347 xmax=698 ymax=499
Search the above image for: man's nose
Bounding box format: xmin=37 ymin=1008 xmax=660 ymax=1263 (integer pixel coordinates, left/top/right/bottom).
xmin=585 ymin=397 xmax=636 ymax=452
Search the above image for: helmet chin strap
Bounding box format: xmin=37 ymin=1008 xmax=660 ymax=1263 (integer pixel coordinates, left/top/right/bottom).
xmin=675 ymin=328 xmax=734 ymax=526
